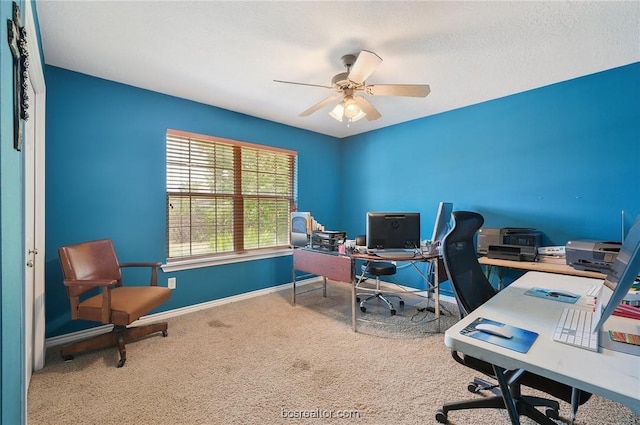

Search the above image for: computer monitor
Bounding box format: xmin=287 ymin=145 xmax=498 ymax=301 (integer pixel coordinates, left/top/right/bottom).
xmin=430 ymin=202 xmax=454 ymax=245
xmin=290 ymin=212 xmax=311 ymax=247
xmin=366 ymin=212 xmax=421 ymax=250
xmin=593 ymin=216 xmax=640 ymax=332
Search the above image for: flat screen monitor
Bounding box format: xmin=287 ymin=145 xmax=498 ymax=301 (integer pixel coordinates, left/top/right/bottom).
xmin=290 ymin=212 xmax=311 ymax=247
xmin=594 ymin=216 xmax=640 ymax=332
xmin=366 ymin=212 xmax=421 ymax=250
xmin=431 ymin=202 xmax=454 ymax=244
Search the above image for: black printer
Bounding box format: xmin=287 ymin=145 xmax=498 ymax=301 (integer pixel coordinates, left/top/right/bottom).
xmin=478 ymin=227 xmax=542 ymax=262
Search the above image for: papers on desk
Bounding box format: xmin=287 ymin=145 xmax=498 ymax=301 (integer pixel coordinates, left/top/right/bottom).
xmin=460 ymin=317 xmax=539 ymax=353
xmin=609 ymin=330 xmax=640 ymax=346
xmin=524 ymin=287 xmax=579 ymax=304
xmin=612 ymin=302 xmax=640 ymax=320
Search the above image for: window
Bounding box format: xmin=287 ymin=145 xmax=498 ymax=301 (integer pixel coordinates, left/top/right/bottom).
xmin=166 ymin=129 xmax=297 ymax=261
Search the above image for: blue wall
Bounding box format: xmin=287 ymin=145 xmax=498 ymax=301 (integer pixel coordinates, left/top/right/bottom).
xmin=1 ymin=1 xmax=28 ymax=423
xmin=44 ymin=63 xmax=640 ymax=337
xmin=341 ymin=63 xmax=640 ymax=291
xmin=0 ymin=3 xmax=632 ymax=421
xmin=44 ymin=66 xmax=343 ymax=337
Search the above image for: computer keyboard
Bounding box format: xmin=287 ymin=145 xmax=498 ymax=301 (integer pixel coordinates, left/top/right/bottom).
xmin=585 ymin=285 xmax=601 ymax=297
xmin=553 ymin=307 xmax=599 ymax=352
xmin=370 ymin=250 xmax=418 ymax=260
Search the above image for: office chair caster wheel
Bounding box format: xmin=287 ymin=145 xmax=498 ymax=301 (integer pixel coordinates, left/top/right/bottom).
xmin=360 ymin=306 xmax=367 ymax=313
xmin=435 ymin=409 xmax=448 ymax=423
xmin=390 ymin=309 xmax=396 ymax=315
xmin=117 ymin=358 xmax=126 ymax=368
xmin=356 ymin=297 xmax=361 ymax=303
xmin=162 ymin=330 xmax=168 ymax=337
xmin=399 ymin=300 xmax=404 ymax=307
xmin=545 ymin=407 xmax=560 ymax=419
xmin=467 ymin=382 xmax=480 ymax=393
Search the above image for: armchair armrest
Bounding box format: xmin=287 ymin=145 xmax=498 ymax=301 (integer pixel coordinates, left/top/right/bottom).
xmin=119 ymin=261 xmax=162 ymax=286
xmin=63 ymin=278 xmax=118 ymax=300
xmin=63 ymin=279 xmax=118 ymax=288
xmin=63 ymin=278 xmax=118 ymax=323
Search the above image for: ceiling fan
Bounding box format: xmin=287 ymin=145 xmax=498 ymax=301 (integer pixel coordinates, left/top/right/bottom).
xmin=274 ymin=50 xmax=430 ymax=123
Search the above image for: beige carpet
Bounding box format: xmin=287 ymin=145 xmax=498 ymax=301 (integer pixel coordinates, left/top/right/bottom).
xmin=28 ymin=280 xmax=639 ymax=425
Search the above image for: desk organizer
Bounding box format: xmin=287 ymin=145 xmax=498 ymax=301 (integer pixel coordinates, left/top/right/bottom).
xmin=311 ymin=231 xmax=346 ymax=252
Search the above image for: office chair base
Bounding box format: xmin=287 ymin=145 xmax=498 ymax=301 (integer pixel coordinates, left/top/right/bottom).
xmin=435 ymin=394 xmax=561 ymax=425
xmin=468 ymin=377 xmax=501 ymax=396
xmin=357 ymin=292 xmax=404 ymax=315
xmin=60 ymin=322 xmax=168 ymax=367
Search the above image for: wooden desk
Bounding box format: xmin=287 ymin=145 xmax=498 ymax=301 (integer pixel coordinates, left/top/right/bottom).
xmin=292 ymin=248 xmax=443 ymax=332
xmin=291 ymin=248 xmax=356 ymax=330
xmin=478 ymin=256 xmax=606 ymax=288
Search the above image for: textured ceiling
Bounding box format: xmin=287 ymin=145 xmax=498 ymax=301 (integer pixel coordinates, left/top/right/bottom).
xmin=36 ymin=1 xmax=640 ymax=138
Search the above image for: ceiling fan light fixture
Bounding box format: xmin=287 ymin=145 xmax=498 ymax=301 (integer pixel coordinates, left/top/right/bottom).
xmin=342 ymin=96 xmax=361 ymax=118
xmin=350 ymin=109 xmax=366 ymax=122
xmin=329 ymin=103 xmax=344 ymax=122
xmin=329 ymin=100 xmax=366 ymax=123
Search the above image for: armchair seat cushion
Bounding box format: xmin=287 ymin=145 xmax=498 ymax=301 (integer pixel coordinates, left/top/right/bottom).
xmin=79 ymin=286 xmax=171 ymax=325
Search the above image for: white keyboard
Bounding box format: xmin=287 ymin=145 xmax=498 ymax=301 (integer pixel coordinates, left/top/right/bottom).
xmin=585 ymin=285 xmax=601 ymax=297
xmin=371 ymin=250 xmax=417 ymax=260
xmin=553 ymin=307 xmax=599 ymax=352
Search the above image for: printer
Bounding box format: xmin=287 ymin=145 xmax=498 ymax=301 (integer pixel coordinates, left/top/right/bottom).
xmin=478 ymin=227 xmax=542 ymax=262
xmin=565 ymin=240 xmax=621 ymax=273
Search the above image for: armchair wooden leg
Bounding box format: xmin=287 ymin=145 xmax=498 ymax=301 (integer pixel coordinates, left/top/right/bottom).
xmin=60 ymin=330 xmax=119 ymax=361
xmin=60 ymin=322 xmax=169 ymax=367
xmin=116 ymin=327 xmax=127 ymax=368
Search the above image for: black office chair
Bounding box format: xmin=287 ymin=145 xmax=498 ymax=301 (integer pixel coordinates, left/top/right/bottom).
xmin=354 ymin=235 xmax=404 ymax=315
xmin=435 ymin=211 xmax=591 ymax=425
xmin=356 ymin=261 xmax=404 ymax=315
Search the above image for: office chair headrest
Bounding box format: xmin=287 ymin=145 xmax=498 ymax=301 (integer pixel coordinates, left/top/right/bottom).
xmin=446 ymin=211 xmax=484 ymax=244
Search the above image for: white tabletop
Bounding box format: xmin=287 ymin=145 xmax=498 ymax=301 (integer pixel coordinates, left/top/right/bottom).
xmin=445 ymin=271 xmax=640 ymax=414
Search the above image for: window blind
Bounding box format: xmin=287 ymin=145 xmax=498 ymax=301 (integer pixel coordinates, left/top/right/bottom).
xmin=166 ymin=129 xmax=296 ymax=260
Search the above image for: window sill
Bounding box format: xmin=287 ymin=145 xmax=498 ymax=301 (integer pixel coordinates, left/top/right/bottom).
xmin=161 ymin=248 xmax=293 ymax=272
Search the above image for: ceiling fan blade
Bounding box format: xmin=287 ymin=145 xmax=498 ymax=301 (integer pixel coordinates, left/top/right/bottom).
xmin=354 ymin=96 xmax=382 ymax=121
xmin=274 ymin=80 xmax=333 ymax=89
xmin=365 ymin=84 xmax=431 ymax=97
xmin=299 ymin=94 xmax=342 ymax=117
xmin=348 ymin=50 xmax=382 ymax=85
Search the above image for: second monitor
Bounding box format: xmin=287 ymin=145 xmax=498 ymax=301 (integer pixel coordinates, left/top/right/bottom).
xmin=431 ymin=202 xmax=454 ymax=245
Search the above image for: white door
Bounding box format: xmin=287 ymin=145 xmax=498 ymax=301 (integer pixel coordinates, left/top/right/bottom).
xmin=24 ymin=77 xmax=36 ymax=388
xmin=24 ymin=0 xmax=47 ymax=395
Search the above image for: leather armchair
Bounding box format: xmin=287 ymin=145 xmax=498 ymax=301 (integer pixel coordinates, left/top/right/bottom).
xmin=58 ymin=238 xmax=171 ymax=367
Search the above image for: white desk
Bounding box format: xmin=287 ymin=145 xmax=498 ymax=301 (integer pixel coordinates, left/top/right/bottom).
xmin=445 ymin=271 xmax=640 ymax=421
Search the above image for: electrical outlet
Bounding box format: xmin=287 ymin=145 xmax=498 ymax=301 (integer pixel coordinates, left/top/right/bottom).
xmin=168 ymin=277 xmax=176 ymax=289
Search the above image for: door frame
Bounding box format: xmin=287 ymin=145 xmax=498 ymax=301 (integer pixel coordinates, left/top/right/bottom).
xmin=24 ymin=0 xmax=46 ymax=376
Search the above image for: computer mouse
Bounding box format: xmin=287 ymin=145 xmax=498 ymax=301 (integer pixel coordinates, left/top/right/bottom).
xmin=548 ymin=290 xmax=578 ymax=298
xmin=475 ymin=323 xmax=513 ymax=339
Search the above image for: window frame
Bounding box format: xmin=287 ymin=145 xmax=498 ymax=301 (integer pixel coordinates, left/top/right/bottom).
xmin=163 ymin=129 xmax=296 ymax=271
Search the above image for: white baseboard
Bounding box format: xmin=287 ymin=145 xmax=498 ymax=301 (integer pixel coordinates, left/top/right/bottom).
xmin=45 ymin=276 xmax=323 ymax=349
xmin=46 ymin=277 xmax=454 ymax=349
